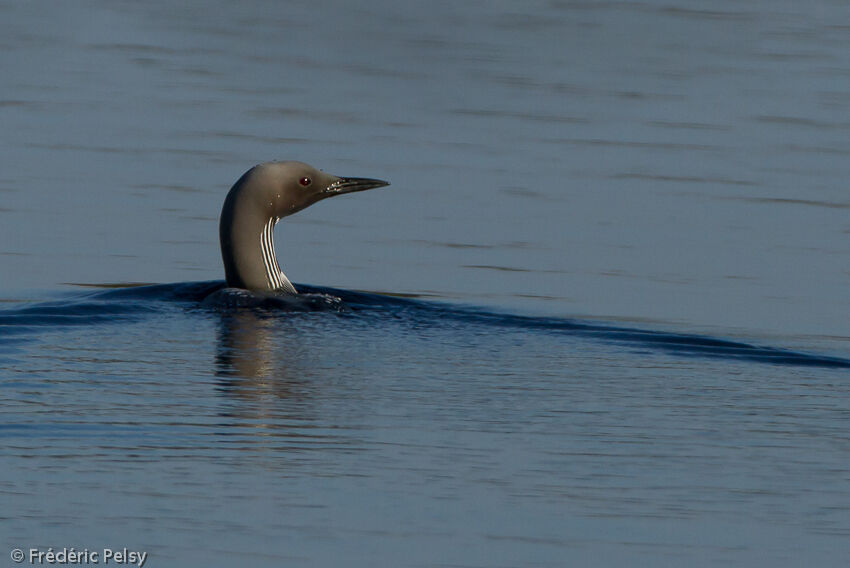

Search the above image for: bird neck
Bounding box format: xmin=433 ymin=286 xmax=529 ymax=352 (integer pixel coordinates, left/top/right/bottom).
xmin=220 ymin=194 xmax=297 ymax=294
xmin=258 ymin=217 xmax=297 ymax=293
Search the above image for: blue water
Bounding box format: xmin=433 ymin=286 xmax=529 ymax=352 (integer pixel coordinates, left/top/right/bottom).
xmin=3 ymin=0 xmax=850 ymax=566
xmin=6 ymin=283 xmax=848 ymax=368
xmin=3 ymin=284 xmax=850 ymax=566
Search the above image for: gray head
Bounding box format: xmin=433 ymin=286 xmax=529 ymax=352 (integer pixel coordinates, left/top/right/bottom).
xmin=219 ymin=161 xmax=389 ymax=293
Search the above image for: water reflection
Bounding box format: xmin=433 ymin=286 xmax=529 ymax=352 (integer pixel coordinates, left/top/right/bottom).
xmin=214 ymin=309 xmax=279 ymax=379
xmin=212 ymin=308 xmax=321 ymax=419
xmin=210 ymin=289 xmax=347 ymax=384
xmin=211 ymin=309 xmax=337 ymax=450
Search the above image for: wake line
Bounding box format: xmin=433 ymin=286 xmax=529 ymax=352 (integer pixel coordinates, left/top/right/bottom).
xmin=1 ymin=281 xmax=847 ymax=370
xmin=311 ymin=285 xmax=850 ymax=370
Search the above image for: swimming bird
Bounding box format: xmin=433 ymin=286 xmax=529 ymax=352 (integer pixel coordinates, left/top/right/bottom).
xmin=219 ymin=161 xmax=389 ymax=293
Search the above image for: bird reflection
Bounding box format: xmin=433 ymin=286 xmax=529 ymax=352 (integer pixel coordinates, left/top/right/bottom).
xmin=211 ymin=308 xmax=358 ymax=456
xmin=215 ymin=309 xmax=278 ymax=379
xmin=213 ymin=309 xmax=318 ymax=422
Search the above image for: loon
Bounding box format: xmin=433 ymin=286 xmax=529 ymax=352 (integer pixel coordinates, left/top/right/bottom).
xmin=219 ymin=161 xmax=389 ymax=293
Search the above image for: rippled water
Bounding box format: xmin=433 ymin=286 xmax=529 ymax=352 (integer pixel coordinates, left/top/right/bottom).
xmin=2 ymin=1 xmax=850 ymax=566
xmin=3 ymin=283 xmax=849 ymax=566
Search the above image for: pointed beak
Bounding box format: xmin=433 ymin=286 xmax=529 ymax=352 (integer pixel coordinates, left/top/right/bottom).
xmin=324 ymin=176 xmax=390 ymax=196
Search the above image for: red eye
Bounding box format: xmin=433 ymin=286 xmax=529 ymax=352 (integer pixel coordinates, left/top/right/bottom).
xmin=299 ymin=176 xmax=311 ymax=187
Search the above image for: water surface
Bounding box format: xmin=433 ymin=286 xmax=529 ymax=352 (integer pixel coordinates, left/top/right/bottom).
xmin=2 ymin=1 xmax=850 ymax=566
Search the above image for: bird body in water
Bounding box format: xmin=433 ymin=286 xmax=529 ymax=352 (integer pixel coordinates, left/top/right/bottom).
xmin=218 ymin=161 xmax=389 ymax=295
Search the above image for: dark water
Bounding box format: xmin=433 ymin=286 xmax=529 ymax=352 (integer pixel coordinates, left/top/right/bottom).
xmin=3 ymin=285 xmax=850 ymax=567
xmin=3 ymin=0 xmax=850 ymax=566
